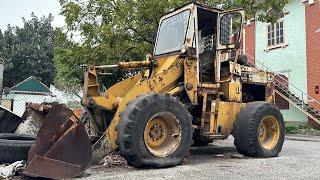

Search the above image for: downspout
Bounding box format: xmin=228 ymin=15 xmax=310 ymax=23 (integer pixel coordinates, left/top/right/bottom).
xmin=243 ymin=22 xmax=246 ymax=54
xmin=0 ymin=58 xmax=4 ymax=100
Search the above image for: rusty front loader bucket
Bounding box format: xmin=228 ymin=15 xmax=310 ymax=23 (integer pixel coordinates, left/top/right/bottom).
xmin=23 ymin=104 xmax=92 ymax=179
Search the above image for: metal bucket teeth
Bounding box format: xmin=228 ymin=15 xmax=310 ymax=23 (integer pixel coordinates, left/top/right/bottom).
xmin=23 ymin=104 xmax=92 ymax=179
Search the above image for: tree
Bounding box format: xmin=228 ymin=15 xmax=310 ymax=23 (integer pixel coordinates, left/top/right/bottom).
xmin=55 ymin=0 xmax=289 ymax=90
xmin=0 ymin=14 xmax=55 ymax=88
xmin=54 ymin=28 xmax=87 ymax=92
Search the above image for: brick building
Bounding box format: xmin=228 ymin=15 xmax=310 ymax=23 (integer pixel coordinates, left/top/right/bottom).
xmin=243 ymin=0 xmax=320 ymax=126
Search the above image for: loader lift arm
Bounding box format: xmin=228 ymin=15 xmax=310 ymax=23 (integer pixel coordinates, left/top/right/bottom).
xmin=83 ymin=56 xmax=185 ymax=149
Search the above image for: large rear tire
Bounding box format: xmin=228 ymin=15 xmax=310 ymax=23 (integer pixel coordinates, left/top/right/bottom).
xmin=233 ymin=102 xmax=285 ymax=157
xmin=117 ymin=93 xmax=193 ymax=168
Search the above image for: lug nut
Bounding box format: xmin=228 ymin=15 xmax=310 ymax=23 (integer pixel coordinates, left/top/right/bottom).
xmin=186 ymin=83 xmax=193 ymax=90
xmin=89 ymin=99 xmax=95 ymax=105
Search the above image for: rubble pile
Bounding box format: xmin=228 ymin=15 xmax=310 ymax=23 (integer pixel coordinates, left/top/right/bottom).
xmin=100 ymin=152 xmax=129 ymax=168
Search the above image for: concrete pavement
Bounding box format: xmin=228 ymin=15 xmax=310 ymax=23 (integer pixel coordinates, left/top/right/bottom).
xmin=79 ymin=135 xmax=320 ymax=180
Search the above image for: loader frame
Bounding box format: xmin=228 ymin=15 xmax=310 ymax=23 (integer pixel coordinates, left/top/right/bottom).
xmin=82 ymin=2 xmax=274 ymax=151
xmin=21 ymin=2 xmax=284 ymax=179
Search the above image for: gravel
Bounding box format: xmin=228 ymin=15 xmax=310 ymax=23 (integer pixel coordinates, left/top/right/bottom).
xmin=77 ymin=136 xmax=320 ymax=180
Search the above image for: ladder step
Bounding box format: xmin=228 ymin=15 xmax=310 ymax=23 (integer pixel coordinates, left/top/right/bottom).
xmin=308 ymin=108 xmax=318 ymax=112
xmin=308 ymin=112 xmax=320 ymax=116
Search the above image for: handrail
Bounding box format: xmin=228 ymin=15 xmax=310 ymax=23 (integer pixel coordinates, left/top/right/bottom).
xmin=275 ymin=89 xmax=320 ymax=125
xmin=242 ymin=50 xmax=320 ymax=108
xmin=274 ymin=79 xmax=319 ymax=116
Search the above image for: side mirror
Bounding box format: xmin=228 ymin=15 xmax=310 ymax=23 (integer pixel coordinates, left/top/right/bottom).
xmin=220 ymin=13 xmax=242 ymax=45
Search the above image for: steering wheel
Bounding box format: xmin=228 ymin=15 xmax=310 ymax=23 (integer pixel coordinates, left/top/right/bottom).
xmin=114 ymin=47 xmax=145 ymax=81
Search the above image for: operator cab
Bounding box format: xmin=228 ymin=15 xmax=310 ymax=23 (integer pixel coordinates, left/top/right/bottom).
xmin=154 ymin=2 xmax=244 ymax=85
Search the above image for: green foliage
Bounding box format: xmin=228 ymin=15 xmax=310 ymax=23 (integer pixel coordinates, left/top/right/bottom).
xmin=0 ymin=14 xmax=55 ymax=88
xmin=285 ymin=124 xmax=302 ymax=134
xmin=205 ymin=0 xmax=290 ymax=22
xmin=54 ymin=28 xmax=84 ymax=92
xmin=55 ymin=0 xmax=289 ymax=90
xmin=285 ymin=123 xmax=320 ymax=134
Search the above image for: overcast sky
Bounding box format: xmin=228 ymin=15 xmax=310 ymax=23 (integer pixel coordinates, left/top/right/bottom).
xmin=0 ymin=0 xmax=65 ymax=31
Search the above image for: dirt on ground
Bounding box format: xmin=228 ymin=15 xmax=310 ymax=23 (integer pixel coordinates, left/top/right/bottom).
xmin=77 ymin=135 xmax=320 ymax=180
xmin=96 ymin=152 xmax=129 ymax=168
xmin=7 ymin=134 xmax=320 ymax=180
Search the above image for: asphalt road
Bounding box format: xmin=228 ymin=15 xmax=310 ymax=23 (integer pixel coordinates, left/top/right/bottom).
xmin=79 ymin=135 xmax=320 ymax=180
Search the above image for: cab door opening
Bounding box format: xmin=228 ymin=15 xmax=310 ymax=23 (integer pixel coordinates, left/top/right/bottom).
xmin=197 ymin=8 xmax=218 ymax=84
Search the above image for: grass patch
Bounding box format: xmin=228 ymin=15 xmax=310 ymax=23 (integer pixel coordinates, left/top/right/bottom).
xmin=285 ymin=123 xmax=320 ymax=134
xmin=285 ymin=124 xmax=303 ymax=134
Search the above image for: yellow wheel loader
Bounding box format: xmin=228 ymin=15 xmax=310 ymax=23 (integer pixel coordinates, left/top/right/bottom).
xmin=23 ymin=2 xmax=285 ymax=179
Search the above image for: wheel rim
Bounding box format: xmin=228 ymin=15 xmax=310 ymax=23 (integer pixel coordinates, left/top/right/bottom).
xmin=258 ymin=116 xmax=280 ymax=150
xmin=144 ymin=112 xmax=181 ymax=157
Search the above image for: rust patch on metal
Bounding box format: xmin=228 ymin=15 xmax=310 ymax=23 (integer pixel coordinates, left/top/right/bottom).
xmin=23 ymin=104 xmax=92 ymax=179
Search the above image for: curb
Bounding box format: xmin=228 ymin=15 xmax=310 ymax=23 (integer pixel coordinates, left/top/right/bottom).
xmin=285 ymin=135 xmax=320 ymax=142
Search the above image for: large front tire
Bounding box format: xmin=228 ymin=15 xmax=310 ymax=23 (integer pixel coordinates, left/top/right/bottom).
xmin=233 ymin=102 xmax=285 ymax=157
xmin=117 ymin=93 xmax=193 ymax=168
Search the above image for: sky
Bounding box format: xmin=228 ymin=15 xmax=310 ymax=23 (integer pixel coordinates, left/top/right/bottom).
xmin=0 ymin=0 xmax=65 ymax=31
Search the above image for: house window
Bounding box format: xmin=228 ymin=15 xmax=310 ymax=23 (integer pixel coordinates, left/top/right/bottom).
xmin=267 ymin=21 xmax=284 ymax=47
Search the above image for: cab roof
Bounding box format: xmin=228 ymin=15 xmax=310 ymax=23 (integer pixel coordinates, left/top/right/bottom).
xmin=170 ymin=1 xmax=224 ymax=15
xmin=159 ymin=1 xmax=223 ymax=23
